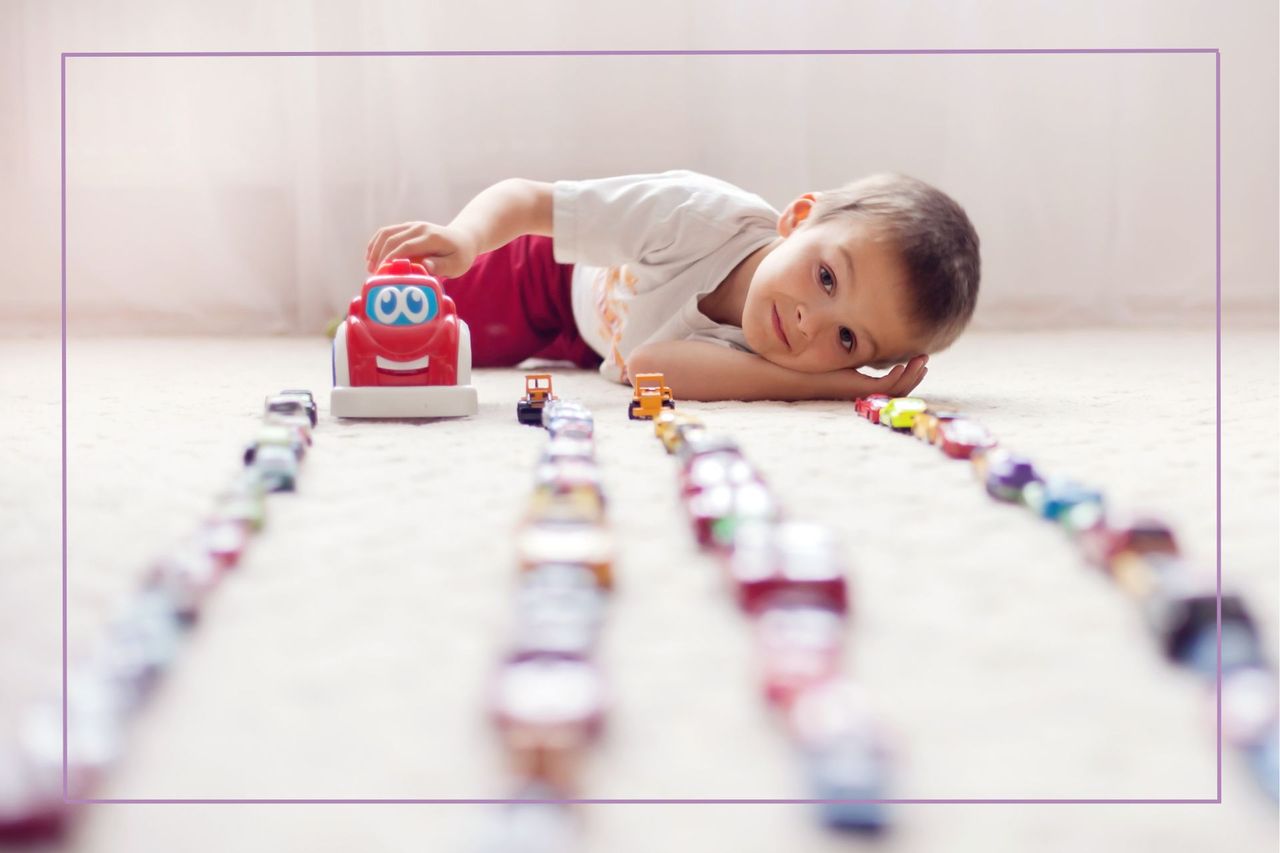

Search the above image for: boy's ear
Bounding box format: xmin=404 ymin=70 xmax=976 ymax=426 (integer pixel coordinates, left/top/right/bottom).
xmin=779 ymin=193 xmax=818 ymax=236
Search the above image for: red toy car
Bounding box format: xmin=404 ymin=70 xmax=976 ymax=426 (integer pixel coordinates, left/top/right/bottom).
xmin=854 ymin=394 xmax=889 ymax=420
xmin=728 ymin=521 xmax=850 ymax=615
xmin=331 ymin=258 xmax=477 ymax=418
xmin=938 ymin=418 xmax=997 ymax=459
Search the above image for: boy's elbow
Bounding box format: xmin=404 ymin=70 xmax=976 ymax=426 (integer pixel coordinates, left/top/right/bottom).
xmin=625 ymin=346 xmax=660 ymax=379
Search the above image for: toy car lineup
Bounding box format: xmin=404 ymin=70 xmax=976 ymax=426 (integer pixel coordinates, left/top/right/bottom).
xmin=0 ymin=390 xmax=316 ymax=839
xmin=486 ymin=398 xmax=613 ymax=839
xmin=331 ymin=258 xmax=478 ymax=418
xmin=852 ymin=392 xmax=1278 ymax=802
xmin=645 ymin=402 xmax=892 ymax=832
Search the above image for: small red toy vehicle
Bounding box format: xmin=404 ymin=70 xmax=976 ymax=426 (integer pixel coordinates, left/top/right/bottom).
xmin=753 ymin=599 xmax=845 ymax=708
xmin=728 ymin=521 xmax=849 ymax=615
xmin=1077 ymin=513 xmax=1179 ymax=573
xmin=331 ymin=258 xmax=477 ymax=418
xmin=853 ymin=394 xmax=888 ymax=419
xmin=938 ymin=418 xmax=997 ymax=459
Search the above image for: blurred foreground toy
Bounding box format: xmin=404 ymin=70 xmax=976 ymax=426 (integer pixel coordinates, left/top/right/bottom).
xmin=628 ymin=372 xmax=674 ymax=420
xmin=938 ymin=418 xmax=996 ymax=459
xmin=912 ymin=410 xmax=960 ymax=444
xmin=654 ymin=410 xmax=705 ymax=455
xmin=729 ymin=521 xmax=849 ymax=615
xmin=983 ymin=454 xmax=1042 ymax=503
xmin=331 ymin=258 xmax=478 ymax=418
xmin=753 ymin=600 xmax=845 ymax=708
xmin=265 ymin=391 xmax=317 ymax=427
xmin=489 ymin=655 xmax=607 ymax=793
xmin=788 ymin=681 xmax=891 ymax=833
xmin=518 ymin=374 xmax=558 ymax=426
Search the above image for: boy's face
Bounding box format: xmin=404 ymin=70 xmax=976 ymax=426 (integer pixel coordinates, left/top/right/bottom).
xmin=742 ymin=197 xmax=923 ymax=373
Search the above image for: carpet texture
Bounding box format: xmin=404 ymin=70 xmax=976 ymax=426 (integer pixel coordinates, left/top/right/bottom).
xmin=1 ymin=327 xmax=1276 ymax=852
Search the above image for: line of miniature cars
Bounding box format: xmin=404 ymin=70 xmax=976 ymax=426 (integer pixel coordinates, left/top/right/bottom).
xmin=0 ymin=390 xmax=317 ymax=840
xmin=481 ymin=396 xmax=612 ymax=848
xmin=649 ymin=408 xmax=893 ymax=832
xmin=853 ymin=394 xmax=1279 ymax=802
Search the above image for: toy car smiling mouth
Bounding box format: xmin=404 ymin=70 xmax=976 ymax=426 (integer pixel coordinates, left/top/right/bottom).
xmin=331 ymin=258 xmax=478 ymax=418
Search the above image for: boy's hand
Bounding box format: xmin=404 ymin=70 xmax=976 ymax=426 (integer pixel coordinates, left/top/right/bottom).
xmin=831 ymin=354 xmax=929 ymax=399
xmin=365 ymin=222 xmax=479 ymax=277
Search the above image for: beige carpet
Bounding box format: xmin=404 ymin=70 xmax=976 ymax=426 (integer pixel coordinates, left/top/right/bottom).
xmin=1 ymin=326 xmax=1277 ymax=852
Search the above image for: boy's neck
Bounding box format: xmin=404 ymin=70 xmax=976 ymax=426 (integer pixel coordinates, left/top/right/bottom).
xmin=699 ymin=236 xmax=782 ymax=327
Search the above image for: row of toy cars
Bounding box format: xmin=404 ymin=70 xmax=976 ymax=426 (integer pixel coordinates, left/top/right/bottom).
xmin=0 ymin=390 xmax=317 ymax=841
xmin=854 ymin=394 xmax=1279 ymax=803
xmin=648 ymin=409 xmax=893 ymax=832
xmin=479 ymin=398 xmax=612 ymax=851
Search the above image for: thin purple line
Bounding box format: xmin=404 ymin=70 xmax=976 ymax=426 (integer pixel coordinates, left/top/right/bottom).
xmin=1214 ymin=48 xmax=1223 ymax=805
xmin=67 ymin=798 xmax=1220 ymax=805
xmin=55 ymin=46 xmax=1228 ymax=808
xmin=59 ymin=48 xmax=1219 ymax=59
xmin=60 ymin=51 xmax=68 ymax=803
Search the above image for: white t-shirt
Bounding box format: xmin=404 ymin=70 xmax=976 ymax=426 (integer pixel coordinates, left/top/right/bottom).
xmin=551 ymin=170 xmax=780 ymax=383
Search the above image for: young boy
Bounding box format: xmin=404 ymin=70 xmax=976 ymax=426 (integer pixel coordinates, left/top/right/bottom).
xmin=364 ymin=170 xmax=980 ymax=402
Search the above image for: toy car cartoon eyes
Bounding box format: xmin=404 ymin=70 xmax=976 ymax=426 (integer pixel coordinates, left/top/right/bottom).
xmin=938 ymin=418 xmax=997 ymax=459
xmin=628 ymin=372 xmax=675 ymax=420
xmin=331 ymin=258 xmax=477 ymax=418
xmin=878 ymin=397 xmax=927 ymax=431
xmin=984 ymin=454 xmax=1042 ymax=503
xmin=518 ymin=374 xmax=558 ymax=426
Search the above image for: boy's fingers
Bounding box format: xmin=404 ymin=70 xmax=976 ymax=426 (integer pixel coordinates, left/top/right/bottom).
xmin=369 ymin=225 xmax=417 ymax=271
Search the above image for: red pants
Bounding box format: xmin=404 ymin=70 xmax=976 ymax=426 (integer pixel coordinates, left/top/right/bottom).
xmin=440 ymin=235 xmax=602 ymax=369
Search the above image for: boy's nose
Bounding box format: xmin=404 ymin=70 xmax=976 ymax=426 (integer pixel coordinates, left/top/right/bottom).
xmin=795 ymin=304 xmax=819 ymax=343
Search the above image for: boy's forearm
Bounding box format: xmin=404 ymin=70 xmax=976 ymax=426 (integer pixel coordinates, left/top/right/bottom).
xmin=448 ymin=178 xmax=553 ymax=254
xmin=627 ymin=341 xmax=843 ymax=402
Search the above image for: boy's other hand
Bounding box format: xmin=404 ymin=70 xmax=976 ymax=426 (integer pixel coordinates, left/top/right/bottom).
xmin=834 ymin=354 xmax=929 ymax=400
xmin=365 ymin=222 xmax=478 ymax=278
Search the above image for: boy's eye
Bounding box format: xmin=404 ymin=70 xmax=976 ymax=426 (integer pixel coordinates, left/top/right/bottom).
xmin=818 ymin=266 xmax=835 ymax=293
xmin=839 ymin=327 xmax=856 ymax=352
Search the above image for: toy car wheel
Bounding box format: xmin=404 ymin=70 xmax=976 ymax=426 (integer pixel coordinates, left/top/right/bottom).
xmin=662 ymin=399 xmax=675 ymax=409
xmin=627 ymin=402 xmax=641 ymax=420
xmin=517 ymin=401 xmax=543 ymax=426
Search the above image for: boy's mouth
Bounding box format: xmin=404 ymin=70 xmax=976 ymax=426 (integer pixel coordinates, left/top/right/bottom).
xmin=771 ymin=303 xmax=791 ymax=350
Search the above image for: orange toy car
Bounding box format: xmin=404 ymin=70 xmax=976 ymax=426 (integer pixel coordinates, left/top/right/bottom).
xmin=628 ymin=372 xmax=675 ymax=420
xmin=517 ymin=374 xmax=558 ymax=426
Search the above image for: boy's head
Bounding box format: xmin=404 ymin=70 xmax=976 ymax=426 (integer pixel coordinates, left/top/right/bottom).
xmin=741 ymin=173 xmax=980 ymax=373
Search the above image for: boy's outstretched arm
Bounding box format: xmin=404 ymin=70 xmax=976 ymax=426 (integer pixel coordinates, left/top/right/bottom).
xmin=366 ymin=178 xmax=552 ymax=275
xmin=627 ymin=341 xmax=928 ymax=402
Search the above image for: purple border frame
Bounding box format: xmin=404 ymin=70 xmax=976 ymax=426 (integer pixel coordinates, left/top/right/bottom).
xmin=60 ymin=48 xmax=1223 ymax=807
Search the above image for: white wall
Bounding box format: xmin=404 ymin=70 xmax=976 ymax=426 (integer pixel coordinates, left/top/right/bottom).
xmin=1 ymin=0 xmax=1275 ymax=334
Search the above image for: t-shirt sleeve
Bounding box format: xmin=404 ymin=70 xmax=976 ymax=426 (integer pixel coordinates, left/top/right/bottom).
xmin=552 ymin=170 xmax=772 ymax=270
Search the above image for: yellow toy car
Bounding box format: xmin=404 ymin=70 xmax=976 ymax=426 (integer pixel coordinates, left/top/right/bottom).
xmin=653 ymin=410 xmax=704 ymax=454
xmin=628 ymin=372 xmax=675 ymax=420
xmin=879 ymin=397 xmax=927 ymax=431
xmin=911 ymin=410 xmax=960 ymax=444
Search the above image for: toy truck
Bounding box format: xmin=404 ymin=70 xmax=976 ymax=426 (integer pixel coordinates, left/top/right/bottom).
xmin=330 ymin=258 xmax=478 ymax=418
xmin=627 ymin=372 xmax=674 ymax=420
xmin=517 ymin=374 xmax=557 ymax=426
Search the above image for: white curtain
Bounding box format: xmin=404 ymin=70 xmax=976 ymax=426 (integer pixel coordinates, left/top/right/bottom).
xmin=2 ymin=0 xmax=1275 ymax=335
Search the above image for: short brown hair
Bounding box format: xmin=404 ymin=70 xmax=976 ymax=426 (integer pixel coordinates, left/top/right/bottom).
xmin=810 ymin=173 xmax=981 ymax=356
